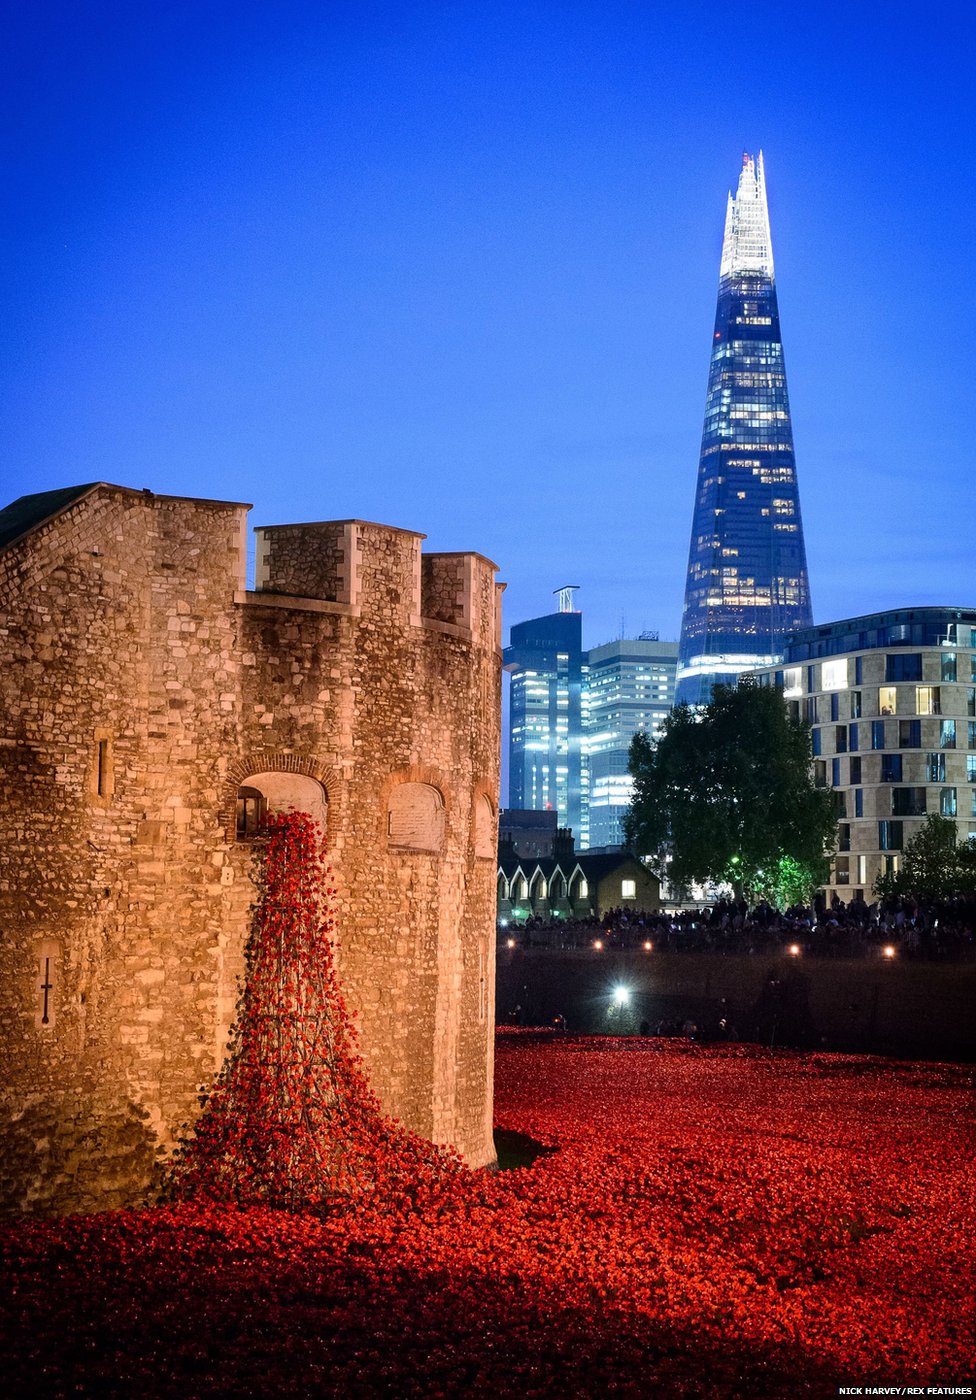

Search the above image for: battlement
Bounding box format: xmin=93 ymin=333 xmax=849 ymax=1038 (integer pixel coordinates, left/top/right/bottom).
xmin=253 ymin=517 xmax=501 ymax=644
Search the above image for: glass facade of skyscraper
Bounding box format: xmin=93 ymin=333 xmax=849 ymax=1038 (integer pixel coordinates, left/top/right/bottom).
xmin=585 ymin=637 xmax=678 ymax=848
xmin=505 ymin=602 xmax=586 ymax=842
xmin=676 ymin=152 xmax=812 ymax=707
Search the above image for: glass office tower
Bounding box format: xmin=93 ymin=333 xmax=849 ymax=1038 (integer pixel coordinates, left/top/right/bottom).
xmin=585 ymin=636 xmax=678 ymax=848
xmin=505 ymin=589 xmax=587 ymax=842
xmin=675 ymin=152 xmax=812 ymax=707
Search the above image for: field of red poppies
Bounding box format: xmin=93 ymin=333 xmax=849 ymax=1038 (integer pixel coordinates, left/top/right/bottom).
xmin=2 ymin=1032 xmax=974 ymax=1399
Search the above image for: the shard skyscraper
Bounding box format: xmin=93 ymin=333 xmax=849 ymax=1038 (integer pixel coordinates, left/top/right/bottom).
xmin=675 ymin=152 xmax=812 ymax=708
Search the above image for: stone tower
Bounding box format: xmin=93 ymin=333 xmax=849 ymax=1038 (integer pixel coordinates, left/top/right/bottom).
xmin=0 ymin=483 xmax=503 ymax=1213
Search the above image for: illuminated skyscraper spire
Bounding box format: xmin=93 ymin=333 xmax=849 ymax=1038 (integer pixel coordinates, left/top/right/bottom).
xmin=720 ymin=151 xmax=773 ymax=278
xmin=675 ymin=152 xmax=812 ymax=707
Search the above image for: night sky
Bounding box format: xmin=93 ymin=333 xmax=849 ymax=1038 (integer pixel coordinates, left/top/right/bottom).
xmin=2 ymin=1 xmax=973 ymax=651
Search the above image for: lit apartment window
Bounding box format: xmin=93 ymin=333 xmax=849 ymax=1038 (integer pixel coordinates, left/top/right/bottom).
xmin=879 ymin=687 xmax=896 ymax=716
xmin=856 ymin=855 xmax=867 ymax=885
xmin=822 ymin=659 xmax=847 ymax=690
xmin=834 ymin=856 xmax=850 ymax=885
xmin=621 ymin=879 xmax=637 ymax=899
xmin=916 ymin=686 xmax=940 ymax=716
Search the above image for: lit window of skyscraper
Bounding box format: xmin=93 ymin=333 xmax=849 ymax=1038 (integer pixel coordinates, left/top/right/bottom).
xmin=676 ymin=152 xmax=812 ymax=707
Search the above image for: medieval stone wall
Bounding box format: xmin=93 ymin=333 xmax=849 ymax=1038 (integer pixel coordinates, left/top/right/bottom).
xmin=0 ymin=483 xmax=501 ymax=1214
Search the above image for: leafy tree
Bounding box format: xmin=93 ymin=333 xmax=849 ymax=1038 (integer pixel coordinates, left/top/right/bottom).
xmin=624 ymin=680 xmax=835 ymax=904
xmin=874 ymin=815 xmax=976 ymax=900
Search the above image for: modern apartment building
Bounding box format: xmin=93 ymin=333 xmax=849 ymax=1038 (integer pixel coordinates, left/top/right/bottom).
xmin=755 ymin=608 xmax=976 ymax=900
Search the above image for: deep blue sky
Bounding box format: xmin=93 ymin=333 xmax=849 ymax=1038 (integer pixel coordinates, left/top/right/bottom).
xmin=2 ymin=1 xmax=973 ymax=649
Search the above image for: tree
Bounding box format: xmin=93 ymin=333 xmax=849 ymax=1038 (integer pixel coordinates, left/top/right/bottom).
xmin=624 ymin=680 xmax=836 ymax=904
xmin=874 ymin=815 xmax=976 ymax=900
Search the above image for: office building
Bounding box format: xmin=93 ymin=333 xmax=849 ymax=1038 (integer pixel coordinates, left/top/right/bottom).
xmin=506 ymin=593 xmax=677 ymax=849
xmin=676 ymin=152 xmax=812 ymax=706
xmin=585 ymin=635 xmax=678 ymax=848
xmin=504 ymin=588 xmax=587 ymax=842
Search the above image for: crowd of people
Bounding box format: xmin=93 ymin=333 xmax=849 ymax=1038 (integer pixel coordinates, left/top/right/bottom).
xmin=500 ymin=891 xmax=976 ymax=961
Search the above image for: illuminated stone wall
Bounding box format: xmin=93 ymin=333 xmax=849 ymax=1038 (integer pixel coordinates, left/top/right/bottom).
xmin=0 ymin=484 xmax=502 ymax=1214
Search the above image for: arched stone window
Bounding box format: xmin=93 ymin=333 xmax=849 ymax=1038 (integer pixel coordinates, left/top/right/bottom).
xmin=473 ymin=793 xmax=495 ymax=859
xmin=496 ymin=870 xmax=509 ymax=901
xmin=236 ymin=786 xmax=267 ymax=840
xmin=388 ymin=782 xmax=445 ymax=853
xmin=235 ymin=772 xmax=328 ymax=842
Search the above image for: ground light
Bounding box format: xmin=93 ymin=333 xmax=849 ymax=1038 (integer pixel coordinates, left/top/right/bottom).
xmin=612 ymin=986 xmax=631 ymax=1006
xmin=882 ymin=945 xmax=897 ymax=959
xmin=593 ymin=939 xmax=603 ymax=950
xmin=643 ymin=940 xmax=653 ymax=951
xmin=788 ymin=943 xmax=801 ymax=957
xmin=506 ymin=938 xmax=516 ymax=949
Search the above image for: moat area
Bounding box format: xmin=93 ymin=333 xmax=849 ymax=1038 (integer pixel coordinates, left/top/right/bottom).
xmin=497 ymin=948 xmax=976 ymax=1061
xmin=3 ymin=1031 xmax=973 ymax=1398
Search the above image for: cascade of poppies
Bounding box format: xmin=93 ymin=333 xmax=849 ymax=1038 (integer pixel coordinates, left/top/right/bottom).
xmin=167 ymin=810 xmax=453 ymax=1210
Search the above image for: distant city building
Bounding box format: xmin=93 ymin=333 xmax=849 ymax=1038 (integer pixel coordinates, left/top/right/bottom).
xmin=498 ymin=808 xmax=559 ymax=860
xmin=585 ymin=635 xmax=678 ymax=848
xmin=504 ymin=588 xmax=587 ymax=842
xmin=754 ymin=607 xmax=976 ymax=901
xmin=505 ymin=593 xmax=677 ymax=849
xmin=676 ymin=151 xmax=812 ymax=707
